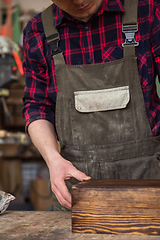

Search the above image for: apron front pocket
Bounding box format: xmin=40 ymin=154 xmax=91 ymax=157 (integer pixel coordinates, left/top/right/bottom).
xmin=69 ymin=85 xmax=133 ymax=146
xmin=74 ymin=86 xmax=130 ymax=113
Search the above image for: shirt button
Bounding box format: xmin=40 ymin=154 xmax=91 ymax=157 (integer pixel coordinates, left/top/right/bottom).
xmin=88 ymin=58 xmax=93 ymax=64
xmin=84 ymin=26 xmax=89 ymax=31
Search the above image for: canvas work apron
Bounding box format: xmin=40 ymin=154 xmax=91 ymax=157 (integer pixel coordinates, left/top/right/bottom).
xmin=42 ymin=0 xmax=160 ymax=210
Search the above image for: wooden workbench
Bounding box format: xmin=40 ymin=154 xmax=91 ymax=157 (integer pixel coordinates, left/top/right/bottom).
xmin=0 ymin=211 xmax=160 ymax=240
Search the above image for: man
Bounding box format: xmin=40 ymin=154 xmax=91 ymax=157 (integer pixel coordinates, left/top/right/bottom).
xmin=22 ymin=0 xmax=160 ymax=210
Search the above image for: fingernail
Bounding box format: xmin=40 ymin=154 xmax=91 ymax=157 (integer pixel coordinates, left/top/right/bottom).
xmin=82 ymin=176 xmax=91 ymax=180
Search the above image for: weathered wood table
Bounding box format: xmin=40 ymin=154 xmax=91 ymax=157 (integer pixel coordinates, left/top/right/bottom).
xmin=0 ymin=211 xmax=160 ymax=240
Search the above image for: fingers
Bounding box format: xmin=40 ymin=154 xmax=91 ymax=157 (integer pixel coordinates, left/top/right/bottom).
xmin=51 ymin=180 xmax=71 ymax=209
xmin=70 ymin=165 xmax=91 ymax=182
xmin=50 ymin=159 xmax=91 ymax=209
xmin=51 ymin=169 xmax=91 ymax=209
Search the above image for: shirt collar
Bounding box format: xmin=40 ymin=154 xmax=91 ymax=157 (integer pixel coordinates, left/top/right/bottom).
xmin=52 ymin=0 xmax=124 ymax=26
xmin=103 ymin=0 xmax=124 ymax=12
xmin=52 ymin=4 xmax=64 ymax=26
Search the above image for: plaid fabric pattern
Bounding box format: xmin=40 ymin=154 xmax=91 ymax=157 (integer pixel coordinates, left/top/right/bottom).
xmin=22 ymin=0 xmax=160 ymax=136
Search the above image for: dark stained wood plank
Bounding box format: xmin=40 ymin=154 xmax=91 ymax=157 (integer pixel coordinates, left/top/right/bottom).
xmin=72 ymin=179 xmax=160 ymax=235
xmin=73 ymin=179 xmax=160 ymax=188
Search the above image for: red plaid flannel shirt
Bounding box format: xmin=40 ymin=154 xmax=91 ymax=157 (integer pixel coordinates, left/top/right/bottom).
xmin=22 ymin=0 xmax=160 ymax=136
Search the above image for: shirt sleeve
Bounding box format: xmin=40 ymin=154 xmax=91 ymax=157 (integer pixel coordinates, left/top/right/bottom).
xmin=151 ymin=0 xmax=160 ymax=79
xmin=22 ymin=15 xmax=57 ymax=133
xmin=149 ymin=0 xmax=160 ymax=135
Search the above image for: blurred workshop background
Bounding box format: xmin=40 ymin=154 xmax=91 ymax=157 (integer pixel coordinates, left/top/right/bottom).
xmin=0 ymin=0 xmax=53 ymax=211
xmin=0 ymin=0 xmax=160 ymax=212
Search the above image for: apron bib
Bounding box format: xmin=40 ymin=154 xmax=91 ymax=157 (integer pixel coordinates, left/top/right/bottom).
xmin=42 ymin=0 xmax=160 ymax=210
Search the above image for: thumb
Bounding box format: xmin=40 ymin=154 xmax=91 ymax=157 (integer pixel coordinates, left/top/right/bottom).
xmin=71 ymin=166 xmax=91 ymax=182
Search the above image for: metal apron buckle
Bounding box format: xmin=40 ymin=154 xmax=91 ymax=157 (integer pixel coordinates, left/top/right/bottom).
xmin=47 ymin=33 xmax=62 ymax=56
xmin=122 ymin=23 xmax=139 ymax=47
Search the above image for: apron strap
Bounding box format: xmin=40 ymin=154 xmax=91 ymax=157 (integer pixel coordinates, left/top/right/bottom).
xmin=42 ymin=2 xmax=139 ymax=59
xmin=41 ymin=5 xmax=64 ymax=60
xmin=122 ymin=0 xmax=139 ymax=57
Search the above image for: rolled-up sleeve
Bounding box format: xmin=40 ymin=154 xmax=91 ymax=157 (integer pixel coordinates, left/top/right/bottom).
xmin=22 ymin=14 xmax=57 ymax=133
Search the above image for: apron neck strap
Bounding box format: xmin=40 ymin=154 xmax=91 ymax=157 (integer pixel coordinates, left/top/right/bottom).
xmin=41 ymin=5 xmax=62 ymax=56
xmin=123 ymin=0 xmax=139 ymax=25
xmin=122 ymin=0 xmax=139 ymax=58
xmin=42 ymin=2 xmax=139 ymax=59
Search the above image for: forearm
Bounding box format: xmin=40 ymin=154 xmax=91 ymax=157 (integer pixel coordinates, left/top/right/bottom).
xmin=28 ymin=119 xmax=60 ymax=167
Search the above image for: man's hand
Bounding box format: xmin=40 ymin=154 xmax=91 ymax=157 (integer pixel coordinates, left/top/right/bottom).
xmin=49 ymin=155 xmax=91 ymax=209
xmin=28 ymin=119 xmax=91 ymax=210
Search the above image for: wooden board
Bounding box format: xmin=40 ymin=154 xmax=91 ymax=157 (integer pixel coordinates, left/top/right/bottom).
xmin=72 ymin=179 xmax=160 ymax=235
xmin=0 ymin=211 xmax=160 ymax=240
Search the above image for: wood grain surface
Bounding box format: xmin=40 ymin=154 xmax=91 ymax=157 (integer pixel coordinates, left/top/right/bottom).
xmin=72 ymin=179 xmax=160 ymax=235
xmin=0 ymin=211 xmax=160 ymax=240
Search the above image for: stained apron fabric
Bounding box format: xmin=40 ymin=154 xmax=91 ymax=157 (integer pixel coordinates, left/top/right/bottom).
xmin=50 ymin=49 xmax=160 ymax=210
xmin=41 ymin=2 xmax=160 ymax=210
